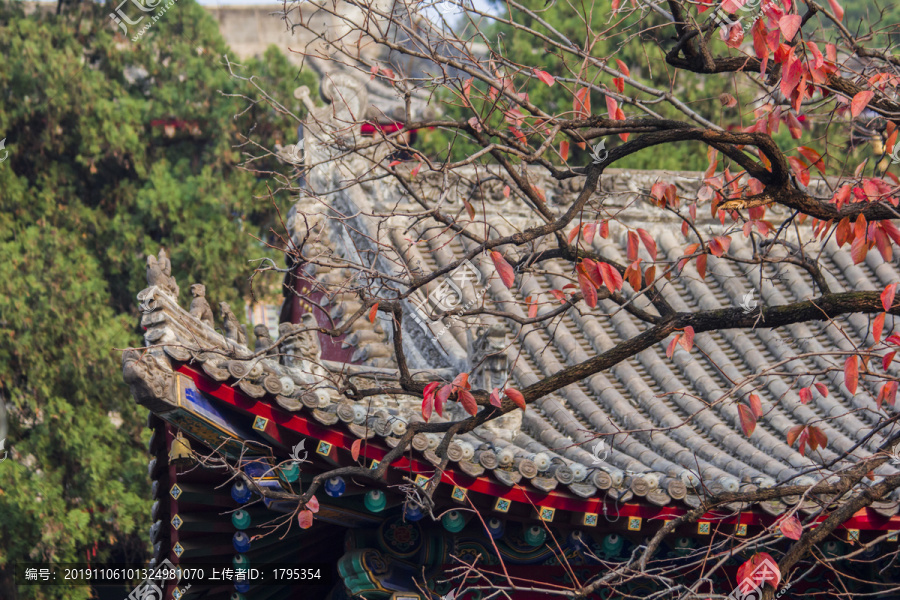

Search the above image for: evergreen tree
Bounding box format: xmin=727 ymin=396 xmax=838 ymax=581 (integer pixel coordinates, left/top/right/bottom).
xmin=0 ymin=2 xmax=314 ymax=597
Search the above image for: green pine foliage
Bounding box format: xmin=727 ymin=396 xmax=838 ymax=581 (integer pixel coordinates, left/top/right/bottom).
xmin=0 ymin=1 xmax=314 ymax=597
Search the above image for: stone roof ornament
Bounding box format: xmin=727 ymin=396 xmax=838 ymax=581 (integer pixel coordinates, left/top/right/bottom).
xmin=219 ymin=301 xmax=246 ymax=346
xmin=320 ymin=72 xmax=368 ymax=127
xmin=254 ymin=324 xmax=276 ymax=356
xmin=278 ymin=317 xmax=323 ymax=369
xmin=188 ymin=284 xmax=214 ymax=328
xmin=122 ymin=349 xmax=175 ymax=414
xmin=467 ymin=324 xmax=509 ymax=392
xmin=157 ymin=248 xmax=179 ymax=298
xmin=294 ymin=85 xmax=317 ymax=114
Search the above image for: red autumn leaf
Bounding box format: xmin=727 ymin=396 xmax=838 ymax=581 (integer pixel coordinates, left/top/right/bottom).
xmin=582 ymin=223 xmax=596 ymax=243
xmin=844 ymin=355 xmax=859 ymax=394
xmin=410 ymin=162 xmax=422 ymax=178
xmin=503 ymin=185 xmax=510 ymax=198
xmin=720 ymin=93 xmax=738 ymax=108
xmin=827 ymin=0 xmax=844 ymax=19
xmin=606 ymin=95 xmax=619 ymax=120
xmin=568 ymin=224 xmax=581 ymax=245
xmin=851 ymin=91 xmax=875 ymax=118
xmin=680 ymin=326 xmax=695 ymax=352
xmin=615 ymin=58 xmax=630 ymax=77
xmin=613 ymin=77 xmax=624 ymax=93
xmin=835 ymin=216 xmax=852 ymax=246
xmin=808 ymin=425 xmax=828 ymax=451
xmin=696 ymin=254 xmax=708 ymax=279
xmin=436 ymin=384 xmax=452 ymax=417
xmin=491 ymin=251 xmax=516 ymax=288
xmin=874 ymin=312 xmax=886 ymax=343
xmin=599 ymin=220 xmax=610 ymax=238
xmin=574 ymin=87 xmax=591 ymax=119
xmin=424 ymin=381 xmax=440 ymax=403
xmin=560 ymin=140 xmax=570 ymax=162
xmin=814 ymin=382 xmax=829 ymax=398
xmin=882 ymin=283 xmax=897 ymax=312
xmin=749 ymin=394 xmax=763 ymax=418
xmin=780 ymin=514 xmax=803 ymax=540
xmin=807 ymin=41 xmax=825 ymax=70
xmin=505 ymin=388 xmax=526 ymax=410
xmin=798 ymin=428 xmax=810 ymax=455
xmin=752 ymin=19 xmax=769 ymax=60
xmin=882 ymin=381 xmax=898 ymax=407
xmin=786 ymin=424 xmax=805 ymax=447
xmin=581 ymin=259 xmax=603 ymax=288
xmin=368 ymin=303 xmax=379 ymax=323
xmin=462 ymin=78 xmax=472 ymax=98
xmin=781 ymin=56 xmax=803 ymax=98
xmin=888 ymin=334 xmax=900 ymax=345
xmin=708 ymin=236 xmax=731 ymax=257
xmin=624 ymin=261 xmax=641 ymax=291
xmin=490 ymin=388 xmax=502 ymax=408
xmin=884 ymin=351 xmax=897 ymax=371
xmin=549 ymin=289 xmax=567 ymax=303
xmin=627 ymin=230 xmax=639 ymax=261
xmin=737 ymin=553 xmax=781 ymax=591
xmin=458 ymin=389 xmax=478 ymax=416
xmin=533 ymin=68 xmax=555 ymax=87
xmin=578 ymin=272 xmax=598 ymax=308
xmin=850 ymin=235 xmax=868 ymax=264
xmin=799 ymin=387 xmax=813 ymax=404
xmin=637 ymin=228 xmax=658 ymax=260
xmin=298 ymin=509 xmax=314 ymax=529
xmin=509 ymin=126 xmax=527 ymax=146
xmin=723 ymin=22 xmax=744 ymax=49
xmin=721 ymin=0 xmax=745 ymax=11
xmin=422 ymin=381 xmax=439 ymax=420
xmin=855 ymin=214 xmax=867 ymax=239
xmin=463 ymin=200 xmax=476 ymax=220
xmin=666 ymin=335 xmax=680 ymax=358
xmin=650 ymin=181 xmax=669 ymax=203
xmin=527 ymin=296 xmax=539 ymax=318
xmin=616 ymin=108 xmax=628 ymax=141
xmin=598 ymin=262 xmax=624 ymax=292
xmin=738 ymin=404 xmax=757 ymax=437
xmin=452 ymin=372 xmax=471 ymax=391
xmin=351 ymin=438 xmax=362 ymax=462
xmin=797 ymin=146 xmax=825 ymax=174
xmin=644 ymin=265 xmax=656 ymax=286
xmin=388 ymin=160 xmax=401 ymax=168
xmin=788 ymin=156 xmax=811 ymax=186
xmin=779 ymin=14 xmax=802 ymax=40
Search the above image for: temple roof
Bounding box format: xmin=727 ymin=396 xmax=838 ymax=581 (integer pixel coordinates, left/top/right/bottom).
xmin=122 ymin=85 xmax=900 ymax=587
xmin=281 ymin=159 xmax=900 ymax=517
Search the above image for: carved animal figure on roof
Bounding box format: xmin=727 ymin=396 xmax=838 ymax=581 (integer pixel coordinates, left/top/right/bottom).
xmin=189 ymin=284 xmax=214 ymax=327
xmin=219 ymin=301 xmax=246 ymax=345
xmin=157 ymin=248 xmax=180 ymax=298
xmin=277 ymin=322 xmax=300 ymax=368
xmin=468 ymin=324 xmax=509 ymax=391
xmin=254 ymin=324 xmax=276 ymax=356
xmin=146 ymin=255 xmax=168 ymax=291
xmin=297 ymin=312 xmax=321 ymax=362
